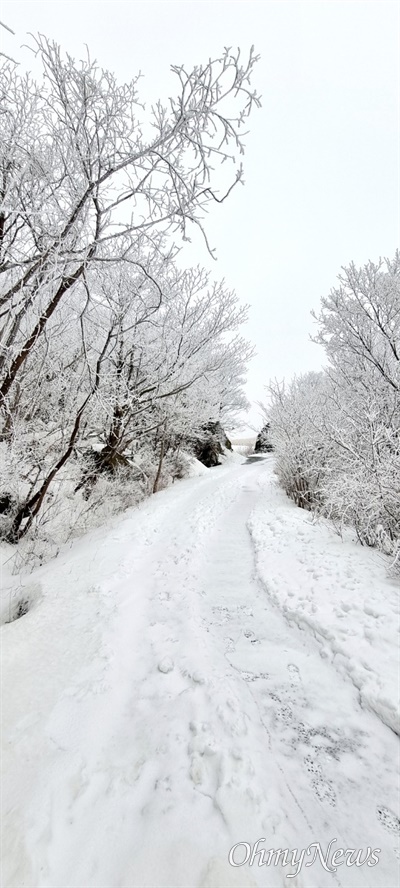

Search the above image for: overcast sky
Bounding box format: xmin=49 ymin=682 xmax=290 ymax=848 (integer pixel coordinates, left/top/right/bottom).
xmin=1 ymin=0 xmax=399 ymax=431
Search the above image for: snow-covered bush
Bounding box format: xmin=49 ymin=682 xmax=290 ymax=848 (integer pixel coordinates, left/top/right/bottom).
xmin=313 ymin=254 xmax=400 ymax=560
xmin=267 ymin=372 xmax=329 ymax=511
xmin=254 ymin=423 xmax=274 ymax=453
xmin=188 ymin=421 xmax=232 ymax=468
xmin=0 ymin=581 xmax=42 ymax=626
xmin=264 ymin=253 xmax=400 ymax=569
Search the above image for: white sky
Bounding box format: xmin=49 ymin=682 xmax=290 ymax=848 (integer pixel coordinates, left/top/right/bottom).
xmin=1 ymin=0 xmax=399 ymax=432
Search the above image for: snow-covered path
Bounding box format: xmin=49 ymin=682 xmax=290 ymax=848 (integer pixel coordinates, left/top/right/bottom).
xmin=2 ymin=458 xmax=399 ymax=887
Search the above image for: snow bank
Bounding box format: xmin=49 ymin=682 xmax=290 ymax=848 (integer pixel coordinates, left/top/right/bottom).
xmin=220 ymin=447 xmax=247 ymax=464
xmin=184 ymin=456 xmax=210 ymax=477
xmin=248 ymin=462 xmax=400 ymax=735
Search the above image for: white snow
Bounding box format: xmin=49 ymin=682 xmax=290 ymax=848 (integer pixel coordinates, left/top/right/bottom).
xmin=247 ymin=458 xmax=400 ymax=735
xmin=1 ymin=457 xmax=399 ymax=887
xmin=184 ymin=456 xmax=210 ymax=478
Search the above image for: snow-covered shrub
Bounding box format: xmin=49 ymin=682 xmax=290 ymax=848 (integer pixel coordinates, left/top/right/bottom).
xmin=264 ymin=253 xmax=400 ymax=568
xmin=312 ymin=254 xmax=400 ymax=561
xmin=1 ymin=581 xmax=42 ymax=625
xmin=254 ymin=424 xmax=274 ymax=453
xmin=189 ymin=421 xmax=232 ymax=468
xmin=315 ymin=388 xmax=400 ymax=556
xmin=267 ymin=373 xmax=329 ymax=511
xmin=3 ymin=440 xmax=199 ymax=574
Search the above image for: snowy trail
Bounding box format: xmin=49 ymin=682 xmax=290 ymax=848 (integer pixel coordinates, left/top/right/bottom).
xmin=1 ymin=459 xmax=399 ymax=887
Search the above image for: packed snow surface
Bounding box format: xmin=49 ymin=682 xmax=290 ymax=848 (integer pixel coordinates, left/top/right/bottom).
xmin=1 ymin=457 xmax=399 ymax=887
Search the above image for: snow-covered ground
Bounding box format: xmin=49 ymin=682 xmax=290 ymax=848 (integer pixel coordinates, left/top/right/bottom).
xmin=248 ymin=465 xmax=400 ymax=735
xmin=1 ymin=456 xmax=399 ymax=887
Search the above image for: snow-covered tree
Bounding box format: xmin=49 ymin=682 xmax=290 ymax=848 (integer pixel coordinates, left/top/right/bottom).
xmin=266 ymin=372 xmax=329 ymax=510
xmin=264 ymin=253 xmax=400 ymax=568
xmin=0 ymin=38 xmax=258 ymax=545
xmin=0 ymin=38 xmax=259 ymax=406
xmin=311 ymin=253 xmax=400 ymax=394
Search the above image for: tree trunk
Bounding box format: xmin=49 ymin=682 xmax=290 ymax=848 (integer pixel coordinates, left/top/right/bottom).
xmin=153 ymin=422 xmax=167 ymax=494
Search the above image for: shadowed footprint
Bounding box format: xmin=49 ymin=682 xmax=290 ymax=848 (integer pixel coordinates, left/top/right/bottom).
xmin=304 ymin=755 xmax=336 ymax=806
xmin=376 ymin=805 xmax=400 ymax=835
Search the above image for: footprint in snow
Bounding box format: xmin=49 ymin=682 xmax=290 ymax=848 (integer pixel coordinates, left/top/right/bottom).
xmin=188 ymin=721 xmax=219 ymax=789
xmin=287 ymin=663 xmax=301 ymax=684
xmin=241 ymin=670 xmax=269 ymax=682
xmin=376 ymin=805 xmax=400 ymax=835
xmin=158 ymin=658 xmax=174 ymax=674
xmin=304 ymin=754 xmax=336 ymax=807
